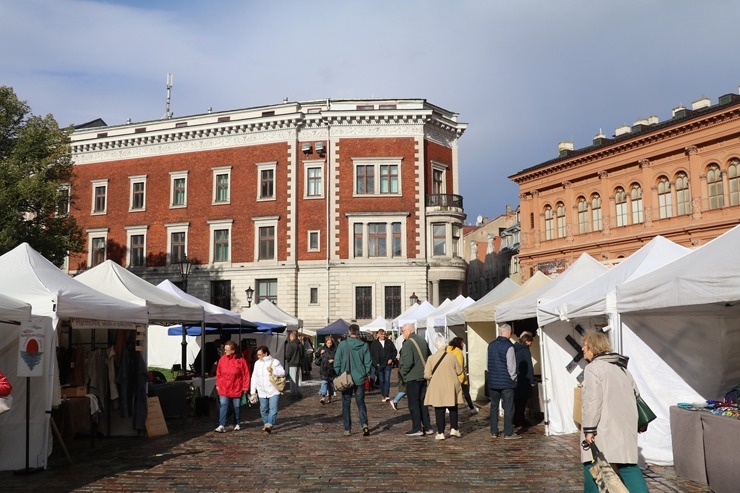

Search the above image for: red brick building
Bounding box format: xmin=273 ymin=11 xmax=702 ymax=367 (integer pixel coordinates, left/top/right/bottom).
xmin=69 ymin=99 xmax=467 ymax=332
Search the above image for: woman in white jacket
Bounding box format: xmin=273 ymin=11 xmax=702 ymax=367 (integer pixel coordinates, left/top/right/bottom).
xmin=250 ymin=346 xmax=286 ymax=433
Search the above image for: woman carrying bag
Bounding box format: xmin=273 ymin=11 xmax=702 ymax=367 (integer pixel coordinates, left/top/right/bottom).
xmin=581 ymin=331 xmax=648 ymax=493
xmin=250 ymin=346 xmax=286 ymax=433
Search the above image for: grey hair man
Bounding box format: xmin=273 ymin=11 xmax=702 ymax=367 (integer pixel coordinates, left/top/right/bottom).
xmin=398 ymin=323 xmax=433 ymax=437
xmin=487 ymin=323 xmax=521 ymax=439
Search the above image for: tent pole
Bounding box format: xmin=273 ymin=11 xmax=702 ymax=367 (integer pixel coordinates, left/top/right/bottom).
xmin=538 ymin=327 xmax=551 ymax=436
xmin=180 ymin=329 xmax=187 ymax=377
xmin=200 ymin=321 xmax=206 ymax=396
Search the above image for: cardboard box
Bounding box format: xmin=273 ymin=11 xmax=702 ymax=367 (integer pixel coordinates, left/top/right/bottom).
xmin=61 ymin=386 xmax=86 ymax=398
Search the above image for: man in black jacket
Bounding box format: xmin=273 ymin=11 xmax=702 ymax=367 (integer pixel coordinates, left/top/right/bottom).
xmin=285 ymin=331 xmax=304 ymax=399
xmin=370 ymin=329 xmax=397 ymax=402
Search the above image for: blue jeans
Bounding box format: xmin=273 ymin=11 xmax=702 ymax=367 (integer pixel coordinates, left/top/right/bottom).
xmin=406 ymin=379 xmax=432 ymax=433
xmin=218 ymin=395 xmax=241 ymax=427
xmin=489 ymin=387 xmax=515 ymax=436
xmin=341 ymin=384 xmax=368 ymax=432
xmin=392 ymin=391 xmax=406 ymax=405
xmin=259 ymin=394 xmax=280 ymax=426
xmin=377 ymin=365 xmax=392 ymax=398
xmin=288 ymin=366 xmax=303 ymax=397
xmin=319 ymin=379 xmax=334 ymax=397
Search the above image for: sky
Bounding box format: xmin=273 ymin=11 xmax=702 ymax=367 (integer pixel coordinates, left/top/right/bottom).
xmin=3 ymin=0 xmax=740 ymax=223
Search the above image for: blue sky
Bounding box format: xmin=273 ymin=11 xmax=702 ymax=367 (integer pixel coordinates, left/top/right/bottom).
xmin=3 ymin=0 xmax=740 ymax=222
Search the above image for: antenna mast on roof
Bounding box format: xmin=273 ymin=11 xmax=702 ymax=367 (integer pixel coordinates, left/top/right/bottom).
xmin=163 ymin=73 xmax=174 ymax=119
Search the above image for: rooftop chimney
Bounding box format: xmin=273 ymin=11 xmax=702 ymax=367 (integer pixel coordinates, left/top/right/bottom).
xmin=672 ymin=105 xmax=689 ymax=118
xmin=558 ymin=141 xmax=574 ymax=157
xmin=691 ymin=97 xmax=711 ymax=110
xmin=615 ymin=124 xmax=631 ymax=137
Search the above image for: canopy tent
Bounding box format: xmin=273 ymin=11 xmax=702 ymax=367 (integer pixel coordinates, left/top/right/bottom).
xmin=534 ymin=237 xmax=692 ymax=462
xmin=360 ymin=316 xmax=389 ymax=333
xmin=419 ymin=295 xmax=475 ymax=353
xmin=0 ymin=243 xmax=148 ymax=472
xmin=76 ymin=261 xmax=204 ymax=323
xmin=241 ymin=300 xmax=302 ymax=332
xmin=316 ymin=318 xmax=351 ymax=336
xmin=0 ymin=292 xmax=32 ymax=322
xmin=446 ymin=278 xmax=520 ymax=327
xmin=614 ymin=225 xmax=740 ymax=465
xmin=495 ymin=253 xmax=609 ymax=323
xmin=391 ymin=300 xmax=435 ymax=330
xmin=463 ymin=272 xmax=551 ymax=402
xmin=156 ymin=280 xmax=246 ymax=326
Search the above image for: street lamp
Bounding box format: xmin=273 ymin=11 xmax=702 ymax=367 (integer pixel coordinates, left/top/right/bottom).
xmin=245 ymin=286 xmax=254 ymax=307
xmin=176 ymin=255 xmax=192 ymax=292
xmin=409 ymin=292 xmax=419 ymax=306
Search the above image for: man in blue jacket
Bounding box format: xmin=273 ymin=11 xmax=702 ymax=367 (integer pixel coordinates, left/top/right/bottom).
xmin=334 ymin=324 xmax=372 ymax=437
xmin=487 ymin=323 xmax=521 ymax=439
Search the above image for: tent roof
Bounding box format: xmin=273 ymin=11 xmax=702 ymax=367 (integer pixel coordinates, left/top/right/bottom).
xmin=241 ymin=300 xmax=299 ymax=331
xmin=360 ymin=316 xmax=389 ymax=332
xmin=391 ymin=300 xmax=435 ymax=329
xmin=255 ymin=300 xmax=302 ymax=330
xmin=76 ymin=260 xmax=204 ymax=323
xmin=447 ymin=278 xmax=520 ymax=325
xmin=0 ymin=243 xmax=149 ymax=323
xmin=617 ymin=224 xmax=740 ymax=313
xmin=495 ymin=253 xmax=609 ymax=323
xmin=0 ymin=292 xmax=31 ymax=322
xmin=157 ymin=280 xmax=256 ymax=327
xmin=316 ymin=318 xmax=351 ymax=335
xmin=418 ymin=295 xmax=474 ymax=329
xmin=465 ymin=273 xmax=549 ymax=323
xmin=538 ymin=236 xmax=691 ymax=325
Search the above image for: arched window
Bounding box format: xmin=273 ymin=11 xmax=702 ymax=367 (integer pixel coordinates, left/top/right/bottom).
xmin=591 ymin=194 xmax=602 ymax=231
xmin=630 ymin=183 xmax=644 ymax=224
xmin=615 ymin=187 xmax=628 ymax=226
xmin=658 ymin=176 xmax=672 ymax=218
xmin=675 ymin=172 xmax=690 ymax=215
xmin=544 ymin=205 xmax=554 ymax=240
xmin=577 ymin=196 xmax=588 ymax=234
xmin=556 ymin=202 xmax=566 ymax=238
xmin=707 ymin=164 xmax=724 ymax=210
xmin=728 ymin=159 xmax=740 ymax=206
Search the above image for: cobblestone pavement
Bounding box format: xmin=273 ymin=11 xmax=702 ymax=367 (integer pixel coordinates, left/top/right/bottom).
xmin=2 ymin=374 xmax=711 ymax=492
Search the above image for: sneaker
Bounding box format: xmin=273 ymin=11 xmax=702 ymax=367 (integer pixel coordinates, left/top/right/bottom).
xmin=344 ymin=430 xmax=351 ymax=436
xmin=469 ymin=406 xmax=480 ymax=415
xmin=424 ymin=429 xmax=436 ymax=436
xmin=490 ymin=432 xmax=500 ymax=438
xmin=445 ymin=408 xmax=450 ymax=415
xmin=450 ymin=428 xmax=462 ymax=438
xmin=320 ymin=397 xmax=325 ymax=404
xmin=435 ymin=433 xmax=446 ymax=440
xmin=214 ymin=425 xmax=226 ymax=433
xmin=390 ymin=400 xmax=398 ymax=411
xmin=233 ymin=424 xmax=241 ymax=431
xmin=504 ymin=433 xmax=523 ymax=440
xmin=405 ymin=430 xmax=423 ymax=437
xmin=265 ymin=425 xmax=272 ymax=434
xmin=363 ymin=427 xmax=370 ymax=437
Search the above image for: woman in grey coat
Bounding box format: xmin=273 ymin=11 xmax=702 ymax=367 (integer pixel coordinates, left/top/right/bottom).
xmin=580 ymin=331 xmax=648 ymax=493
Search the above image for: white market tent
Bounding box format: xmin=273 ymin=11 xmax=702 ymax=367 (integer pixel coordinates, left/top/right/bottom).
xmin=243 ymin=300 xmax=301 ymax=332
xmin=0 ymin=243 xmax=149 ymax=471
xmin=0 ymin=292 xmax=32 ymax=322
xmin=534 ymin=236 xmax=692 ymax=464
xmin=420 ymin=295 xmax=475 ymax=353
xmin=464 ymin=272 xmax=551 ymax=402
xmin=615 ymin=225 xmax=740 ymax=464
xmin=446 ymin=278 xmax=520 ymax=327
xmin=391 ymin=300 xmax=435 ymax=330
xmin=360 ymin=316 xmax=389 ymax=333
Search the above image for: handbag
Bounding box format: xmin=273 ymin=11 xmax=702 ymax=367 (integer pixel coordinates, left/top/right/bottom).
xmin=333 ymin=341 xmax=353 ymax=392
xmin=0 ymin=395 xmax=12 ymax=415
xmin=636 ymin=393 xmax=656 ymax=431
xmin=586 ymin=441 xmax=630 ymax=493
xmin=268 ymin=359 xmax=287 ymax=393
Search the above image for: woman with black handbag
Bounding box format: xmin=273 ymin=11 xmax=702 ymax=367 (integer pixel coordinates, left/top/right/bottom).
xmin=581 ymin=331 xmax=648 ymax=492
xmin=316 ymin=336 xmax=337 ymax=404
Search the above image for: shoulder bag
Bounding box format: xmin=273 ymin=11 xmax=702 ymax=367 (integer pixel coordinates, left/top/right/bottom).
xmin=409 ymin=337 xmax=427 ymax=365
xmin=268 ymin=359 xmax=287 ymax=393
xmin=333 ymin=341 xmax=354 ymax=392
xmin=636 ymin=393 xmax=656 ymax=432
xmin=431 ymin=352 xmax=447 ymax=376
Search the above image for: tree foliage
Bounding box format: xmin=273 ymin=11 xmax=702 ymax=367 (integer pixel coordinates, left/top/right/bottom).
xmin=0 ymin=86 xmax=84 ymax=266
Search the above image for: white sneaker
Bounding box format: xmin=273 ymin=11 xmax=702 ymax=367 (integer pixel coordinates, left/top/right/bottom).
xmin=445 ymin=408 xmax=450 ymax=415
xmin=450 ymin=428 xmax=462 ymax=438
xmin=214 ymin=425 xmax=225 ymax=433
xmin=435 ymin=433 xmax=446 ymax=440
xmin=469 ymin=406 xmax=480 ymax=415
xmin=233 ymin=424 xmax=241 ymax=431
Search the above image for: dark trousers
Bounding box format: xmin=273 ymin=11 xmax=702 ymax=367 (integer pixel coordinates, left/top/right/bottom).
xmin=461 ymin=383 xmax=475 ymax=410
xmin=489 ymin=387 xmax=515 ymax=436
xmin=406 ymin=379 xmax=432 ymax=432
xmin=434 ymin=406 xmax=459 ymax=434
xmin=514 ymin=398 xmax=528 ymax=427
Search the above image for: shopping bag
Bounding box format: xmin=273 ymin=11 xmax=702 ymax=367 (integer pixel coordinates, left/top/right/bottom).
xmin=0 ymin=395 xmax=12 ymax=415
xmin=269 ymin=374 xmax=287 ymax=393
xmin=587 ymin=442 xmax=629 ymax=493
xmin=573 ymin=386 xmax=582 ymax=427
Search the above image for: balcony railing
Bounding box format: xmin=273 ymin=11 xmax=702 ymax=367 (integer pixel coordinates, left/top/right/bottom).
xmin=426 ymin=194 xmax=464 ymax=209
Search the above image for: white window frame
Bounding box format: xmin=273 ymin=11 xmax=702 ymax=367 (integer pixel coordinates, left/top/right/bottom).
xmin=212 ymin=166 xmax=232 ymax=205
xmin=303 ymin=159 xmax=325 ymax=199
xmin=128 ymin=175 xmax=147 ymax=212
xmin=253 ymin=216 xmax=279 ymax=263
xmin=308 ymin=230 xmax=320 ymax=252
xmin=657 ymin=177 xmax=673 ymax=218
xmin=257 ymin=161 xmax=277 ymax=201
xmin=91 ymin=179 xmax=108 ymax=215
xmin=165 ymin=222 xmax=190 ymax=265
xmin=170 ymin=171 xmax=188 ymax=208
xmin=57 ymin=183 xmax=71 ymax=217
xmin=615 ymin=188 xmax=628 ymax=226
xmin=630 ymin=184 xmax=644 ymax=224
xmin=209 ymin=219 xmax=233 ymax=264
xmin=86 ymin=227 xmax=109 ymax=267
xmin=125 ymin=225 xmax=148 ymax=268
xmin=346 ymin=213 xmax=408 ymax=259
xmin=577 ymin=197 xmax=588 ymax=234
xmin=352 ymin=157 xmax=402 ymax=197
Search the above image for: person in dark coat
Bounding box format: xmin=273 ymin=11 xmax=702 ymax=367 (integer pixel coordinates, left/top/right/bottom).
xmin=285 ymin=331 xmax=304 ymax=399
xmin=316 ymin=336 xmax=337 ymax=404
xmin=487 ymin=323 xmax=520 ymax=439
xmin=513 ymin=331 xmax=535 ymax=428
xmin=370 ymin=329 xmax=397 ymax=402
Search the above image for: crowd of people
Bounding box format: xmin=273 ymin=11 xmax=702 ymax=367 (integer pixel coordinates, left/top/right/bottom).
xmin=204 ymin=321 xmax=647 ymax=491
